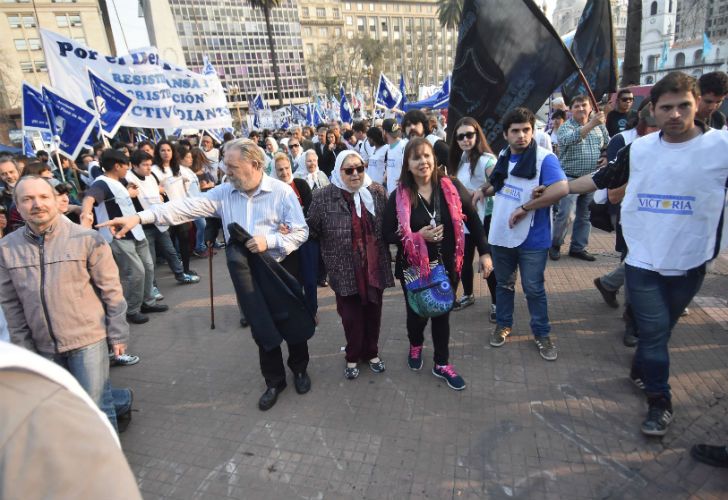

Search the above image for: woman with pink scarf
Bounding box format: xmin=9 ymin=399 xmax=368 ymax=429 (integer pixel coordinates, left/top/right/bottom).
xmin=383 ymin=138 xmax=493 ymax=390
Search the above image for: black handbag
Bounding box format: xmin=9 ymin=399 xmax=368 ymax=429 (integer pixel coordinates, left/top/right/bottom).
xmin=589 ymin=201 xmax=614 ymax=233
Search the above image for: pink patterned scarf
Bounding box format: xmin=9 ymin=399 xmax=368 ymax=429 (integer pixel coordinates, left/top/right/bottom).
xmin=396 ymin=177 xmax=466 ymax=278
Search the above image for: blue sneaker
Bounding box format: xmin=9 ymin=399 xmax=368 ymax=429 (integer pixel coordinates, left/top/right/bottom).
xmin=432 ymin=364 xmax=466 ymax=390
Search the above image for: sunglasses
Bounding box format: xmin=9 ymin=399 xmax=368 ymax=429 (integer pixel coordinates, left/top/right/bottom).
xmin=620 ymin=97 xmax=634 ymax=102
xmin=342 ymin=165 xmax=365 ymax=176
xmin=456 ymin=131 xmax=476 ymax=141
xmin=289 ymin=143 xmax=300 ymax=148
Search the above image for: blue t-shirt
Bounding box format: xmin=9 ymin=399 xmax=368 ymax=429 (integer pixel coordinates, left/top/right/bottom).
xmin=509 ymin=152 xmax=566 ymax=249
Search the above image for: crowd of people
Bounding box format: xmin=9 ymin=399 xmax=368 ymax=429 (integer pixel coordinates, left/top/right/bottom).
xmin=1 ymin=69 xmax=727 ymax=471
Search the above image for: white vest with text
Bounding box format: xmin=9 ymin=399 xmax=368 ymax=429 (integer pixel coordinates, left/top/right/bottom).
xmin=94 ymin=176 xmax=145 ymax=243
xmin=622 ymin=129 xmax=728 ymax=273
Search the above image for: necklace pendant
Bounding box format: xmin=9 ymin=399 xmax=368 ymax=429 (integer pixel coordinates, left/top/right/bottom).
xmin=430 ymin=217 xmax=436 ymax=228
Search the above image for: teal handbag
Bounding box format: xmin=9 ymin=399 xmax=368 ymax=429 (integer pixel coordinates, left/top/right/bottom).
xmin=403 ymin=261 xmax=454 ymax=318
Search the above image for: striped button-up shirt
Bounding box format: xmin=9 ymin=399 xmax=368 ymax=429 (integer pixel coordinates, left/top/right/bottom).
xmin=556 ymin=118 xmax=609 ymax=178
xmin=138 ymin=175 xmax=308 ymax=261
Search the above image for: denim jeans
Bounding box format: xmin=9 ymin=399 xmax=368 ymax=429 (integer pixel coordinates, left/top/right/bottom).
xmin=42 ymin=339 xmax=130 ymax=431
xmin=193 ymin=218 xmax=207 ymax=253
xmin=110 ymin=238 xmax=156 ymax=314
xmin=143 ymin=226 xmax=184 ymax=277
xmin=600 ymin=262 xmax=625 ymax=292
xmin=626 ymin=264 xmax=706 ymax=398
xmin=552 ymin=184 xmax=594 ymax=252
xmin=491 ymin=245 xmax=551 ymax=337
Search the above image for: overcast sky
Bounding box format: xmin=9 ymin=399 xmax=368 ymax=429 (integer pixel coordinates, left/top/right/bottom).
xmin=106 ymin=0 xmax=150 ymax=54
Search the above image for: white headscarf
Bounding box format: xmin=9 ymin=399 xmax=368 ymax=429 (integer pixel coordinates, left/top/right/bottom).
xmin=332 ymin=150 xmax=374 ymax=217
xmin=295 ymin=150 xmax=321 ymax=189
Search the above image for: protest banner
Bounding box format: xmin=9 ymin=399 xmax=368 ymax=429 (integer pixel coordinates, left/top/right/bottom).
xmin=40 ymin=29 xmax=232 ymax=130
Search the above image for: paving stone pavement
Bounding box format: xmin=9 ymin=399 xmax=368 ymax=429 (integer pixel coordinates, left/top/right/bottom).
xmin=115 ymin=231 xmax=728 ymax=500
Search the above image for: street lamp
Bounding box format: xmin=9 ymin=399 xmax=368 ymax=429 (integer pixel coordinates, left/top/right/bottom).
xmin=227 ymin=83 xmax=244 ymax=133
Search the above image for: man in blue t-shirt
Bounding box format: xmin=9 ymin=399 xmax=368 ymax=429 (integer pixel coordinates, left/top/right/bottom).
xmin=475 ymin=107 xmax=568 ymax=361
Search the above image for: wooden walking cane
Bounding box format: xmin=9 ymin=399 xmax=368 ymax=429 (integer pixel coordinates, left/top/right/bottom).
xmin=208 ymin=241 xmax=215 ymax=330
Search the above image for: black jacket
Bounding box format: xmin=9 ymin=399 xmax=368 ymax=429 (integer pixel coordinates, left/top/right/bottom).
xmin=226 ymin=223 xmax=315 ymax=351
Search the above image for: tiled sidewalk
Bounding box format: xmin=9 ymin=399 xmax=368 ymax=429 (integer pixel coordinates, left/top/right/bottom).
xmin=116 ymin=232 xmax=728 ymax=499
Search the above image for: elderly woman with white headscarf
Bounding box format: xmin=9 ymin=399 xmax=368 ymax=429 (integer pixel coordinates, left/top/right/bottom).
xmin=306 ymin=150 xmax=394 ymax=380
xmin=294 ymin=150 xmax=330 ymax=191
xmin=263 ymin=137 xmax=279 ymax=176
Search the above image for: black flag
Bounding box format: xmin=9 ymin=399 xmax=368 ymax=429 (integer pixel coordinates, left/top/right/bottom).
xmin=447 ymin=0 xmax=578 ymax=152
xmin=561 ymin=0 xmax=618 ymax=103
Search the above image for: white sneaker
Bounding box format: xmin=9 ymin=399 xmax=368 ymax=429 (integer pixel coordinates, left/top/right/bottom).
xmin=152 ymin=286 xmax=164 ymax=301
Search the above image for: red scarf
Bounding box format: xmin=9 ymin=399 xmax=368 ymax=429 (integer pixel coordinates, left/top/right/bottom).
xmin=395 ymin=177 xmax=465 ymax=278
xmin=289 ymin=180 xmax=304 ymax=207
xmin=344 ymin=191 xmax=383 ymax=304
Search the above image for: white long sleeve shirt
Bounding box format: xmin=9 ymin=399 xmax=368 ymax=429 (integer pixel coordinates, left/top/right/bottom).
xmin=138 ymin=175 xmax=308 ymax=261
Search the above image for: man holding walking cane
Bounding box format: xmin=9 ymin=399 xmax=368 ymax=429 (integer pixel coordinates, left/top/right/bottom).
xmin=98 ymin=139 xmax=312 ymax=412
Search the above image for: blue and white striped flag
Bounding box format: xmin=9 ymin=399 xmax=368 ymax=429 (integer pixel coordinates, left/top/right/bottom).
xmin=376 ymin=73 xmax=402 ymax=109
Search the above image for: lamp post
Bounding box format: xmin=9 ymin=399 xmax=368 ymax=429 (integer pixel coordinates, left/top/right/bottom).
xmin=227 ymin=83 xmax=244 ymax=133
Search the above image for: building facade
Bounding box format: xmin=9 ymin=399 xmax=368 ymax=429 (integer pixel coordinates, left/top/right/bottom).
xmin=162 ymin=0 xmax=309 ymax=107
xmin=298 ymin=0 xmax=458 ymax=101
xmin=641 ymin=0 xmax=726 ymax=85
xmin=0 ymin=0 xmax=111 ymax=143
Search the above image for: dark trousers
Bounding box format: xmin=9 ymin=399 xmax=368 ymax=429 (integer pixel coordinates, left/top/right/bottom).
xmin=299 ymin=240 xmax=319 ymax=315
xmin=258 ymin=341 xmax=309 ymax=389
xmin=401 ymin=281 xmax=451 ymax=366
xmin=461 ymin=215 xmax=497 ymax=301
xmin=168 ymin=222 xmax=192 ymax=274
xmin=336 ymin=290 xmax=383 ymax=363
xmin=226 ymin=242 xmax=310 ymax=388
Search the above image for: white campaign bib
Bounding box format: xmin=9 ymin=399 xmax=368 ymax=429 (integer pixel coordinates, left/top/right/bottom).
xmin=622 ymin=129 xmax=728 ymax=273
xmin=488 ymin=147 xmax=549 ymax=248
xmin=385 ymin=139 xmax=408 ymax=194
xmin=125 ymin=171 xmax=168 ymax=232
xmin=94 ymin=176 xmax=145 ymax=242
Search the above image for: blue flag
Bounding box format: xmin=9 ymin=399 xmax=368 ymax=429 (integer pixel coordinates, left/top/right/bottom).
xmin=205 ymin=128 xmax=224 ymax=144
xmin=88 ymin=69 xmax=135 ymax=137
xmin=658 ymin=41 xmax=669 ymax=69
xmin=399 ymin=75 xmax=408 ymax=110
xmin=703 ymin=33 xmax=714 ymax=60
xmin=22 ymin=83 xmax=51 ymax=131
xmin=136 ymin=129 xmax=149 ymax=142
xmin=202 ymin=55 xmax=216 ymax=76
xmin=376 ymin=73 xmax=402 ymax=109
xmin=153 ymin=129 xmax=163 ymax=144
xmin=253 ymin=94 xmax=266 ymax=111
xmin=85 ymin=120 xmax=102 ymax=147
xmin=23 ymin=134 xmax=36 ymax=157
xmin=313 ymin=102 xmax=325 ymax=126
xmin=42 ymin=86 xmax=97 ymax=160
xmin=305 ymin=103 xmax=314 ymax=127
xmin=339 ymin=86 xmax=352 ymax=124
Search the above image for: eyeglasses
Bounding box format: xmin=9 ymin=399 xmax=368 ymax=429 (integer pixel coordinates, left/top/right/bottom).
xmin=342 ymin=165 xmax=365 ymax=176
xmin=620 ymin=97 xmax=634 ymax=102
xmin=456 ymin=131 xmax=476 ymax=141
xmin=289 ymin=143 xmax=300 ymax=148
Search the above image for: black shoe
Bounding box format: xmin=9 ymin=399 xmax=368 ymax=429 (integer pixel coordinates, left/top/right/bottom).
xmin=117 ymin=388 xmax=134 ymax=433
xmin=317 ymin=279 xmax=329 ymax=288
xmin=641 ymin=396 xmax=673 ymax=436
xmin=593 ymin=278 xmax=619 ymax=308
xmin=293 ymin=372 xmax=311 ymax=394
xmin=691 ymin=444 xmax=728 ymax=467
xmin=141 ymin=303 xmax=169 ymax=313
xmin=548 ymin=246 xmax=561 ymax=261
xmin=126 ymin=312 xmax=149 ymax=324
xmin=569 ymin=250 xmax=596 ymax=261
xmin=258 ymin=384 xmax=286 ymax=411
xmin=623 ymin=326 xmax=639 ymax=347
xmin=240 ymin=317 xmax=249 ymax=328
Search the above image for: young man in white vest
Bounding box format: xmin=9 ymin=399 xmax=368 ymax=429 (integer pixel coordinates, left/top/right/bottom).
xmin=81 ymin=150 xmax=168 ymax=325
xmin=476 ymin=107 xmax=569 ymax=361
xmin=568 ymin=71 xmax=728 ymax=436
xmin=382 ymin=118 xmax=408 ymax=194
